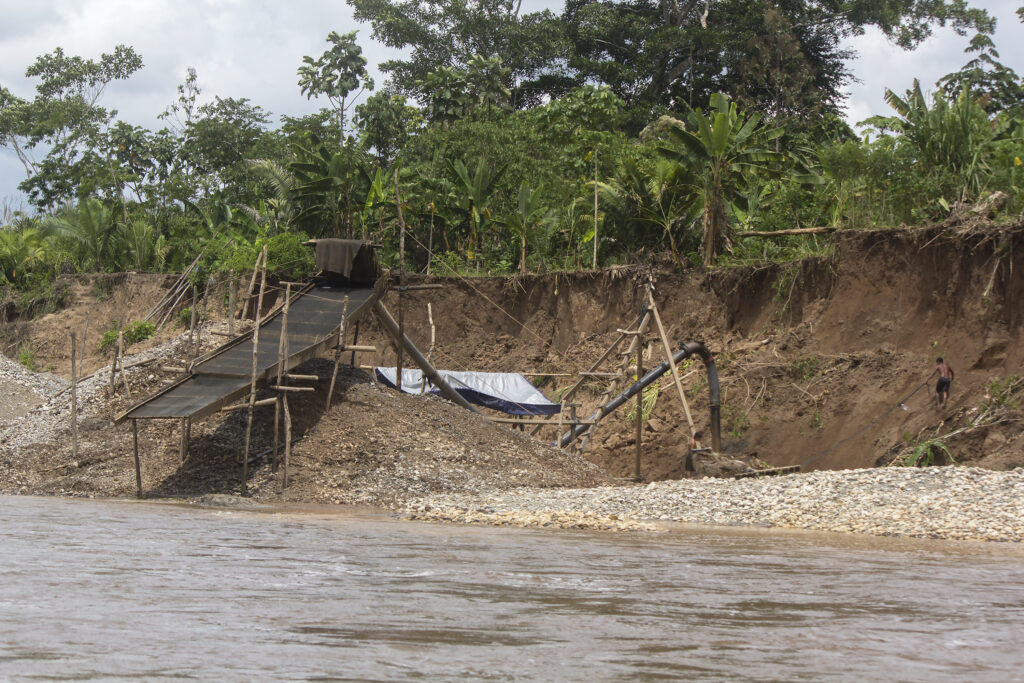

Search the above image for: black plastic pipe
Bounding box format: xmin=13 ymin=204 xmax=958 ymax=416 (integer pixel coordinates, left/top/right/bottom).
xmin=558 ymin=340 xmax=721 ymax=451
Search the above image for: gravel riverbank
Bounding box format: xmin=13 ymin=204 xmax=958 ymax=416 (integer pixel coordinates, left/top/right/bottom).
xmin=405 ymin=466 xmax=1024 ymax=542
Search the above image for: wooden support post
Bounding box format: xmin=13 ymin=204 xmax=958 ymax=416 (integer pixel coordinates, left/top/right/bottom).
xmin=373 ymin=300 xmax=481 ymax=414
xmin=282 ymin=395 xmax=292 ymax=489
xmin=78 ymin=319 xmax=89 ymax=379
xmin=273 ymin=397 xmax=281 ymax=471
xmin=71 ymin=332 xmax=78 ymax=460
xmin=349 ymin=322 xmax=361 ymax=366
xmin=188 ymin=284 xmax=197 ymax=345
xmin=108 ymin=324 xmax=118 ymax=395
xmin=326 ymin=295 xmax=350 ymax=411
xmin=242 ymin=245 xmax=268 ymax=493
xmin=647 ymin=287 xmax=694 ymax=434
xmin=179 ymin=417 xmax=188 ymax=461
xmin=635 ymin=337 xmax=643 ymax=482
xmin=424 ymin=303 xmax=435 ymax=394
xmin=394 ymin=167 xmax=406 ymax=393
xmin=117 ymin=331 xmax=131 ymax=397
xmin=241 ymin=250 xmax=263 ymax=320
xmin=132 ymin=419 xmax=143 ymax=498
xmin=228 ymin=269 xmax=236 ymax=336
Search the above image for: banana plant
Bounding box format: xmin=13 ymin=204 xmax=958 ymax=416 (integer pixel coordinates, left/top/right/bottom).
xmin=449 ymin=157 xmax=505 ymax=267
xmin=659 ymin=93 xmax=786 ymax=267
xmin=497 ymin=181 xmax=552 ymax=274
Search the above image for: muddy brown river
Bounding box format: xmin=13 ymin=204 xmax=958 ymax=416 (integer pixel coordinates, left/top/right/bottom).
xmin=2 ymin=495 xmax=1023 ymax=681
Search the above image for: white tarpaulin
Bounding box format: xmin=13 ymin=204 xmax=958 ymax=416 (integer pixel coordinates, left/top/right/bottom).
xmin=375 ymin=367 xmax=559 ymax=416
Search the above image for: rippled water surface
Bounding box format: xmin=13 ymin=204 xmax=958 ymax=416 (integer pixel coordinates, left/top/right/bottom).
xmin=2 ymin=495 xmax=1023 ymax=681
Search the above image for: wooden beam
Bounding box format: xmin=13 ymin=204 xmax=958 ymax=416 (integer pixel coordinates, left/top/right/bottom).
xmin=270 ymin=385 xmax=315 ymax=392
xmin=739 ymin=227 xmax=837 ymax=238
xmin=373 ymin=300 xmax=481 ymax=415
xmin=648 ymin=287 xmax=694 ymax=433
xmin=221 ymin=397 xmax=278 ymax=411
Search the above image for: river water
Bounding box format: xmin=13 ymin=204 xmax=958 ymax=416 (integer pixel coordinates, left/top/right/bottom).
xmin=2 ymin=495 xmax=1023 ymax=681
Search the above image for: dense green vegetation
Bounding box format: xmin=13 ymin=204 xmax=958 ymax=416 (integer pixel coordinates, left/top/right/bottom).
xmin=2 ymin=1 xmax=1023 ymax=301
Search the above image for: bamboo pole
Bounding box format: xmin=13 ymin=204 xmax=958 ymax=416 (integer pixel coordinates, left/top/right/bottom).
xmin=118 ymin=331 xmax=131 ymax=397
xmin=240 ymin=249 xmax=264 ymax=320
xmin=242 ymin=245 xmax=268 ymax=492
xmin=272 ymin=397 xmax=281 ymax=470
xmin=282 ymin=394 xmax=292 ymax=489
xmin=228 ymin=269 xmax=236 ymax=336
xmin=108 ymin=324 xmax=118 ymax=395
xmin=132 ymin=419 xmax=142 ymax=498
xmin=349 ymin=322 xmax=361 ymax=366
xmin=179 ymin=417 xmax=188 ymax=461
xmin=274 ymin=282 xmax=292 ymax=473
xmin=71 ymin=332 xmax=78 ymax=460
xmin=740 ymin=226 xmax=837 ymax=238
xmin=394 ymin=168 xmax=407 ymax=393
xmin=635 ymin=337 xmax=643 ymax=481
xmin=78 ymin=319 xmax=88 ymax=379
xmin=647 ymin=287 xmax=694 ymax=434
xmin=188 ymin=284 xmax=197 ymax=346
xmin=373 ymin=300 xmax=481 ymax=414
xmin=592 ymin=147 xmax=598 ymax=269
xmin=221 ymin=397 xmax=278 ymax=411
xmin=424 ymin=303 xmax=435 ymax=394
xmin=326 ymin=296 xmax=350 ymax=411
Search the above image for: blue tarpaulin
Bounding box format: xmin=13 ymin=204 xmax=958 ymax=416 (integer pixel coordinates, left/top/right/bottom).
xmin=375 ymin=367 xmax=559 ymax=416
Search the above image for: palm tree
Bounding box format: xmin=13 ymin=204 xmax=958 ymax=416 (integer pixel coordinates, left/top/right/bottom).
xmin=44 ymin=199 xmax=119 ymax=271
xmin=0 ymin=225 xmax=52 ymax=285
xmin=660 ymin=93 xmax=785 ymax=267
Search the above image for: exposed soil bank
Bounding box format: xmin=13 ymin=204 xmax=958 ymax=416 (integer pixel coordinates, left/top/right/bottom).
xmin=2 ymin=222 xmax=1023 ymax=539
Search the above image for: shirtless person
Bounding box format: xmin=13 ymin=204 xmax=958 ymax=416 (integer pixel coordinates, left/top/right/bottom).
xmin=929 ymin=357 xmax=955 ymax=408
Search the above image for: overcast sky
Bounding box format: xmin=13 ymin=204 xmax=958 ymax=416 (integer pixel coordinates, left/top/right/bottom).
xmin=1 ymin=0 xmax=1021 ymax=210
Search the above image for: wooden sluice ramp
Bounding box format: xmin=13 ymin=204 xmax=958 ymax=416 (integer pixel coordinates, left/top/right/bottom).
xmin=116 ymin=283 xmax=381 ymax=423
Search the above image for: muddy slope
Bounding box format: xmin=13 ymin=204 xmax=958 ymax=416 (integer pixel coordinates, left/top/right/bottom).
xmin=3 ymin=222 xmax=1022 ymax=500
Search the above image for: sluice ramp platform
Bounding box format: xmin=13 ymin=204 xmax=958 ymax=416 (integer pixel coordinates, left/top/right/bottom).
xmin=116 ymin=281 xmax=382 ymax=423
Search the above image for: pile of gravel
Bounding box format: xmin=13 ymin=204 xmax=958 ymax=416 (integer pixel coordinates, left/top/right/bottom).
xmin=406 ymin=466 xmax=1024 ymax=542
xmin=0 ymin=353 xmax=70 ymax=397
xmin=0 ymin=335 xmax=195 ymax=452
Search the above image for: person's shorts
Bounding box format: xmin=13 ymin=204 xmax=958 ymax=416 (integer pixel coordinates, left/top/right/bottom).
xmin=937 ymin=377 xmax=951 ymax=393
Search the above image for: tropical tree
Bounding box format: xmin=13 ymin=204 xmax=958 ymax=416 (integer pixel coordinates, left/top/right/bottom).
xmin=449 ymin=157 xmax=506 ymax=266
xmin=44 ymin=199 xmax=120 ymax=271
xmin=0 ymin=225 xmax=53 ymax=286
xmin=659 ymin=93 xmax=785 ymax=266
xmin=498 ymin=181 xmax=551 ymax=273
xmin=298 ymin=31 xmax=374 ymax=143
xmin=864 ymin=80 xmax=1010 ymax=205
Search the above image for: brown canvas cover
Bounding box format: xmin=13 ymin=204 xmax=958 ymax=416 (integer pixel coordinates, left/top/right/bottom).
xmin=315 ymin=239 xmax=364 ymax=277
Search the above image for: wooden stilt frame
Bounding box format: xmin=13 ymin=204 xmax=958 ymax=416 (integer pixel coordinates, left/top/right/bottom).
xmin=241 ymin=245 xmax=268 ymax=493
xmin=575 ymin=309 xmax=652 ymax=452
